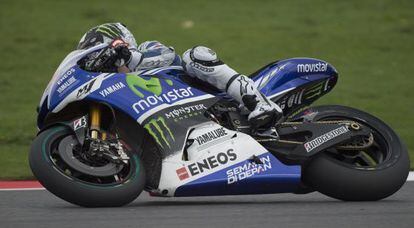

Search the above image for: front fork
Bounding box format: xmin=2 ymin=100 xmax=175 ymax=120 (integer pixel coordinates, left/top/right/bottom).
xmin=88 ymin=104 xmax=129 ymax=163
xmin=89 ymin=103 xmax=106 ymax=140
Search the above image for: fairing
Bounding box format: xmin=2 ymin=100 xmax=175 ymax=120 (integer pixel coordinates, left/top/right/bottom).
xmin=38 ymin=66 xmax=216 ymax=127
xmin=253 ymin=58 xmax=338 ymax=98
xmin=38 ymin=56 xmax=338 ymax=197
xmin=251 ymin=57 xmax=338 ymax=116
xmin=39 ymin=66 xmax=219 ymax=158
xmin=174 ymin=152 xmax=301 ymax=196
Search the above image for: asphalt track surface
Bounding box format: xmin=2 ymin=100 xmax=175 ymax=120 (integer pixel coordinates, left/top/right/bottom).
xmin=0 ymin=182 xmax=413 ymax=228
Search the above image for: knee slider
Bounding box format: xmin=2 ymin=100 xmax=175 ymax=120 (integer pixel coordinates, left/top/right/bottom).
xmin=190 ymin=46 xmax=223 ymax=66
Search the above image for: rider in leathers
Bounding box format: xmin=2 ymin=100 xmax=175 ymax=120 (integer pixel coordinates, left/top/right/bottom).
xmin=75 ymin=22 xmax=283 ymax=128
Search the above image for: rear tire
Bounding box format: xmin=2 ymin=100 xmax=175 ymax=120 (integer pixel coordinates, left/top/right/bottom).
xmin=29 ymin=126 xmax=146 ymax=207
xmin=300 ymin=105 xmax=410 ymax=201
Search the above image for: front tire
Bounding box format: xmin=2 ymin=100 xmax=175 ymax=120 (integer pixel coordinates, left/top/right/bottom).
xmin=300 ymin=105 xmax=410 ymax=201
xmin=29 ymin=126 xmax=146 ymax=207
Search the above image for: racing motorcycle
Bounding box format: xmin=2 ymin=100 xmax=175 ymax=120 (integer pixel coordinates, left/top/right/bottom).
xmin=29 ymin=47 xmax=410 ymax=207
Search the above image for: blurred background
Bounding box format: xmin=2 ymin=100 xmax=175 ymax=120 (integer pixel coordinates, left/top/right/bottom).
xmin=0 ymin=0 xmax=413 ymax=179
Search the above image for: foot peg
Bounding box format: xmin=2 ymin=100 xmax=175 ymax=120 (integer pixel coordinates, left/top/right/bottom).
xmin=250 ymin=155 xmax=263 ymax=164
xmin=254 ymin=127 xmax=279 ymax=140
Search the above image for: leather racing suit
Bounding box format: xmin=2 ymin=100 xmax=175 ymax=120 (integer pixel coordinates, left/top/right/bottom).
xmin=76 ymin=22 xmax=282 ymax=128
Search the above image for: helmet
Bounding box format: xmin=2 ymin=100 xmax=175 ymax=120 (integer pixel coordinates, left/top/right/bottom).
xmin=77 ymin=22 xmax=137 ymax=50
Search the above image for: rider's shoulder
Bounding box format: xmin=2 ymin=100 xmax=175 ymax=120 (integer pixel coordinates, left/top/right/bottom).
xmin=137 ymin=40 xmax=174 ymax=53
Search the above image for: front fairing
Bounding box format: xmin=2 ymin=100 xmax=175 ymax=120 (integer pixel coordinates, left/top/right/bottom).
xmin=38 ymin=66 xmax=216 ymax=128
xmin=37 ymin=65 xmax=100 ymax=128
xmin=38 ymin=65 xmax=220 ymax=158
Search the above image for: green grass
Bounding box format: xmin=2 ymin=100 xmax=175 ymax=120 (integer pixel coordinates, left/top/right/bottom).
xmin=0 ymin=0 xmax=413 ymax=179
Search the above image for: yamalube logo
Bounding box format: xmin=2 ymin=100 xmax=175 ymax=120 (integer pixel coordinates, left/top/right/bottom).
xmin=57 ymin=68 xmax=76 ymax=85
xmin=127 ymin=74 xmax=194 ymax=114
xmin=297 ymin=62 xmax=328 ymax=73
xmin=194 ymin=127 xmax=228 ymax=146
xmin=304 ymin=126 xmax=350 ymax=152
xmin=57 ymin=76 xmax=77 ymax=94
xmin=176 ymin=149 xmax=237 ymax=180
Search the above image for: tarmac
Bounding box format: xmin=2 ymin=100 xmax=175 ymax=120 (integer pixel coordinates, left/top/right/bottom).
xmin=0 ymin=181 xmax=413 ymax=228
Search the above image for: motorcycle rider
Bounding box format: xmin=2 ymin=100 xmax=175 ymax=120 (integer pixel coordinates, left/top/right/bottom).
xmin=76 ymin=22 xmax=283 ymax=128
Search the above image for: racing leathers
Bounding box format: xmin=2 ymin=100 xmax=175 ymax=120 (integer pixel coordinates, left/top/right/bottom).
xmin=76 ymin=23 xmax=282 ymax=128
xmin=182 ymin=46 xmax=282 ymax=128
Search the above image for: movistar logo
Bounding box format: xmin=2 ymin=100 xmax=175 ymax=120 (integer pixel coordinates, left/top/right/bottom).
xmin=126 ymin=74 xmax=173 ymax=98
xmin=127 ymin=74 xmax=195 ymax=114
xmin=144 ymin=117 xmax=175 ymax=148
xmin=297 ymin=62 xmax=328 ymax=73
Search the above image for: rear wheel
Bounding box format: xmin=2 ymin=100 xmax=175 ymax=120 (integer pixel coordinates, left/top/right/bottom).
xmin=29 ymin=125 xmax=145 ymax=207
xmin=300 ymin=105 xmax=410 ymax=201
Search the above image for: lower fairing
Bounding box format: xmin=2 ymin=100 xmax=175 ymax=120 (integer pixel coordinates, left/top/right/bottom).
xmin=149 ymin=123 xmax=301 ymax=197
xmin=174 ymin=152 xmax=301 ymax=197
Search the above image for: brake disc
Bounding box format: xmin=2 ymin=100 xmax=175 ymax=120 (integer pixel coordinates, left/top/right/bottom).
xmin=57 ymin=135 xmax=123 ymax=177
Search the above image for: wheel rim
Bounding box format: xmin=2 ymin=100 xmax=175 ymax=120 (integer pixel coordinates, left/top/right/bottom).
xmin=318 ymin=116 xmax=394 ymax=170
xmin=47 ymin=133 xmax=136 ymax=186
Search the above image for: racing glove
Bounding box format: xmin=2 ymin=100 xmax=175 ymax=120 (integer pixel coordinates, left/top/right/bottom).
xmin=79 ymin=39 xmax=132 ymax=72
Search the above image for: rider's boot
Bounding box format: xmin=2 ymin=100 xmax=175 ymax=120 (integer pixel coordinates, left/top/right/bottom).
xmin=226 ymin=74 xmax=283 ymax=128
xmin=182 ymin=46 xmax=283 ymax=129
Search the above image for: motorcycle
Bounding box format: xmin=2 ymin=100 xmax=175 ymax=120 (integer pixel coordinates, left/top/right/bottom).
xmin=29 ymin=46 xmax=410 ymax=207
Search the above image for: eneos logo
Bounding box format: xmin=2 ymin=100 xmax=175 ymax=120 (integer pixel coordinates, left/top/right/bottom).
xmin=176 ymin=149 xmax=237 ymax=180
xmin=126 ymin=74 xmax=194 ymax=114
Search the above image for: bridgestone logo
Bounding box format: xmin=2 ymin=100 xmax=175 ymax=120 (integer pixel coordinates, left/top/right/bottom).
xmin=304 ymin=126 xmax=349 ymax=152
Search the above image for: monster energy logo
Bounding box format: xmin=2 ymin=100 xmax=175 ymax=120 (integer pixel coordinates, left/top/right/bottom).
xmin=96 ymin=23 xmax=123 ymax=38
xmin=144 ymin=117 xmax=175 ymax=148
xmin=304 ymin=81 xmax=325 ymax=99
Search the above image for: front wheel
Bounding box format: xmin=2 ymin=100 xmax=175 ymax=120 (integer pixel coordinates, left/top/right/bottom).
xmin=299 ymin=105 xmax=410 ymax=201
xmin=29 ymin=126 xmax=145 ymax=207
